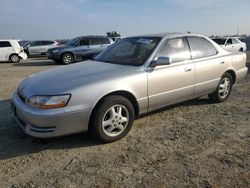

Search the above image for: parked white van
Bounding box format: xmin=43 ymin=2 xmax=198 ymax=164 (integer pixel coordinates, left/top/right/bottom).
xmin=0 ymin=40 xmax=27 ymax=63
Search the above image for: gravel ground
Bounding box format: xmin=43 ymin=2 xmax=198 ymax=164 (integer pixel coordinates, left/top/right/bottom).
xmin=0 ymin=55 xmax=250 ymax=188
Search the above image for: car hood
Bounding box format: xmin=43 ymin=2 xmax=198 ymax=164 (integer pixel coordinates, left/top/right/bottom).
xmin=19 ymin=60 xmax=140 ymax=98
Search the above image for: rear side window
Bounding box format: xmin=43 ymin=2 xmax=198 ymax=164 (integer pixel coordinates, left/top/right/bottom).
xmin=90 ymin=38 xmax=110 ymax=45
xmin=99 ymin=38 xmax=110 ymax=44
xmin=0 ymin=41 xmax=11 ymax=48
xmin=80 ymin=38 xmax=89 ymax=46
xmin=212 ymin=38 xmax=226 ymax=45
xmin=187 ymin=37 xmax=217 ymax=59
xmin=158 ymin=37 xmax=191 ymax=63
xmin=30 ymin=41 xmax=41 ymax=47
xmin=41 ymin=41 xmax=54 ymax=45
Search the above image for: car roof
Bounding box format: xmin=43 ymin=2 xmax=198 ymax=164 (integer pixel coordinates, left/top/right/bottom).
xmin=129 ymin=32 xmax=206 ymax=39
xmin=0 ymin=39 xmax=18 ymax=42
xmin=78 ymin=36 xmax=110 ymax=38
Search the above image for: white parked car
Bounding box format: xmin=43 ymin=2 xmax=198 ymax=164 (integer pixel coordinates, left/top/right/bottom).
xmin=0 ymin=40 xmax=27 ymax=63
xmin=212 ymin=37 xmax=247 ymax=52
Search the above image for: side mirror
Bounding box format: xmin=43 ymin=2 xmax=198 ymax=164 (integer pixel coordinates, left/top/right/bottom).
xmin=151 ymin=56 xmax=172 ymax=67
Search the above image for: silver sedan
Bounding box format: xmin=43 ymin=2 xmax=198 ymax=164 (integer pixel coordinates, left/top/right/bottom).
xmin=12 ymin=33 xmax=248 ymax=142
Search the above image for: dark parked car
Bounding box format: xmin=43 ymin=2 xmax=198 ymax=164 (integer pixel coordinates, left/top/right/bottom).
xmin=47 ymin=36 xmax=114 ymax=64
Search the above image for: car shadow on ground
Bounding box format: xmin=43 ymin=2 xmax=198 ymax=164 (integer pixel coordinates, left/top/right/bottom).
xmin=0 ymin=97 xmax=215 ymax=160
xmin=0 ymin=99 xmax=102 ymax=160
xmin=138 ymin=97 xmax=214 ymax=119
xmin=247 ymin=63 xmax=250 ymax=74
xmin=13 ymin=60 xmax=59 ymax=67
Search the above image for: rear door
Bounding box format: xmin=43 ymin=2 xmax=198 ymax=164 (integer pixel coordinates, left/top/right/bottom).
xmin=147 ymin=37 xmax=195 ymax=111
xmin=232 ymin=38 xmax=241 ymax=52
xmin=0 ymin=41 xmax=12 ymax=61
xmin=89 ymin=38 xmax=102 ymax=49
xmin=40 ymin=41 xmax=55 ymax=54
xmin=187 ymin=36 xmax=228 ymax=97
xmin=99 ymin=38 xmax=112 ymax=48
xmin=28 ymin=41 xmax=42 ymax=55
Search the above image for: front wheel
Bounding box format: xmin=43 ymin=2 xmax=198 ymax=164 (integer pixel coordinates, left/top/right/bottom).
xmin=61 ymin=53 xmax=74 ymax=64
xmin=10 ymin=54 xmax=20 ymax=63
xmin=209 ymin=73 xmax=233 ymax=103
xmin=90 ymin=96 xmax=135 ymax=143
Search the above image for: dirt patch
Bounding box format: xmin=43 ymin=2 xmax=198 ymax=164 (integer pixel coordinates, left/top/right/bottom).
xmin=0 ymin=58 xmax=250 ymax=187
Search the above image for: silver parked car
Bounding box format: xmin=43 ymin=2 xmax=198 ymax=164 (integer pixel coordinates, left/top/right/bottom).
xmin=12 ymin=33 xmax=248 ymax=142
xmin=24 ymin=40 xmax=58 ymax=56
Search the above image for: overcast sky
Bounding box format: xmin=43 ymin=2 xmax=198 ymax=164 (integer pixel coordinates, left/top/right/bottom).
xmin=0 ymin=0 xmax=250 ymax=40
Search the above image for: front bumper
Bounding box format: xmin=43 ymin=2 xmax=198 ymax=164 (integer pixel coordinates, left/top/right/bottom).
xmin=47 ymin=51 xmax=61 ymax=61
xmin=19 ymin=52 xmax=28 ymax=60
xmin=11 ymin=92 xmax=92 ymax=138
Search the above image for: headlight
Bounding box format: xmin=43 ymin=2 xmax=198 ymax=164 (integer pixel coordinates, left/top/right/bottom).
xmin=52 ymin=49 xmax=59 ymax=53
xmin=27 ymin=95 xmax=71 ymax=109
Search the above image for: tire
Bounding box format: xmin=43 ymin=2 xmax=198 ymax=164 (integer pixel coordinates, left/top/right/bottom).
xmin=9 ymin=54 xmax=20 ymax=63
xmin=90 ymin=95 xmax=135 ymax=143
xmin=61 ymin=53 xmax=74 ymax=64
xmin=209 ymin=73 xmax=233 ymax=103
xmin=239 ymin=48 xmax=243 ymax=52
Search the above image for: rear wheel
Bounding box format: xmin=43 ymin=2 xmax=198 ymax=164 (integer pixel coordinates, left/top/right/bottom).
xmin=209 ymin=73 xmax=233 ymax=103
xmin=62 ymin=53 xmax=74 ymax=64
xmin=10 ymin=54 xmax=20 ymax=63
xmin=90 ymin=95 xmax=135 ymax=143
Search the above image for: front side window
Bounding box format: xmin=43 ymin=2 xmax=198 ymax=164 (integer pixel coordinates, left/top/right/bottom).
xmin=212 ymin=38 xmax=226 ymax=45
xmin=0 ymin=41 xmax=11 ymax=48
xmin=66 ymin=37 xmax=80 ymax=46
xmin=187 ymin=37 xmax=217 ymax=59
xmin=226 ymin=39 xmax=233 ymax=45
xmin=96 ymin=37 xmax=161 ymax=66
xmin=157 ymin=37 xmax=191 ymax=63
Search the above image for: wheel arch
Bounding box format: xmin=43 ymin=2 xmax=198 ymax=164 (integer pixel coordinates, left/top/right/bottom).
xmin=224 ymin=70 xmax=236 ymax=84
xmin=8 ymin=53 xmax=19 ymax=60
xmin=88 ymin=90 xmax=140 ymax=129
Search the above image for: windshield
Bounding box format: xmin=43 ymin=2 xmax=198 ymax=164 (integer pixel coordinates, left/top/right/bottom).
xmin=212 ymin=38 xmax=226 ymax=45
xmin=96 ymin=37 xmax=161 ymax=66
xmin=66 ymin=37 xmax=80 ymax=46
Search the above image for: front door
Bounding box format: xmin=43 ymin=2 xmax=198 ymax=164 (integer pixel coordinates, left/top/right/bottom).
xmin=147 ymin=37 xmax=195 ymax=112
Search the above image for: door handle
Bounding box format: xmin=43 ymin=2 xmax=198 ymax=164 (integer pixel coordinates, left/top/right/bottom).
xmin=220 ymin=61 xmax=225 ymax=64
xmin=184 ymin=67 xmax=192 ymax=72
